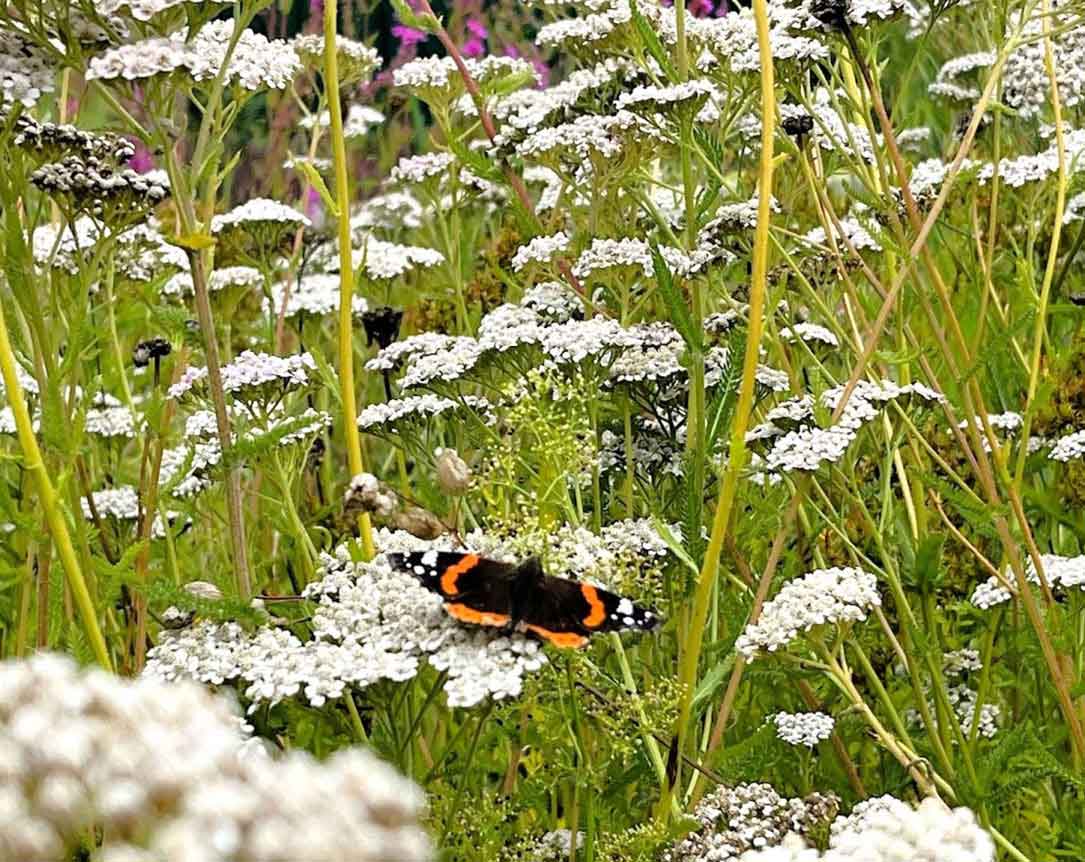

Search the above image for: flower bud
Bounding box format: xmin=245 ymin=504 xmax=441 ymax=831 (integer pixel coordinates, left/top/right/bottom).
xmin=183 ymin=581 xmax=223 ymax=601
xmin=434 ymin=448 xmax=471 ymax=495
xmin=390 ymin=507 xmax=445 ymax=540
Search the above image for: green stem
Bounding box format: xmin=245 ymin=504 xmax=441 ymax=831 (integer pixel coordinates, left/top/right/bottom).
xmin=0 ymin=296 xmax=111 ymax=671
xmin=666 ymin=0 xmax=775 ymax=810
xmin=323 ymin=6 xmax=376 ymax=561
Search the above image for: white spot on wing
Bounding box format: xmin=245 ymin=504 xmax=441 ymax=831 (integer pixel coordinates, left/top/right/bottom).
xmin=616 ymin=598 xmax=634 ymax=616
xmin=421 ymin=550 xmax=438 ymax=565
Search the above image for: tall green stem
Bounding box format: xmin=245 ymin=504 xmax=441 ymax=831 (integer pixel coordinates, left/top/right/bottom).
xmin=666 ymin=0 xmax=775 ymax=808
xmin=0 ymin=296 xmax=111 ymax=671
xmin=323 ymin=10 xmax=376 ymax=560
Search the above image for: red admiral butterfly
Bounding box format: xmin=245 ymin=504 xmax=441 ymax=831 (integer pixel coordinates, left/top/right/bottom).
xmin=388 ymin=551 xmax=662 ymax=649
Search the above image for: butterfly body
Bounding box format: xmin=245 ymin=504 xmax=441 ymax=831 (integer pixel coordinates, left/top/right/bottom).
xmin=388 ymin=551 xmax=661 ymax=649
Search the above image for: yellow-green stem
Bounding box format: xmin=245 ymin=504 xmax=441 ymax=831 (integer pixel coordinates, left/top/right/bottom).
xmin=667 ymin=0 xmax=775 ymax=807
xmin=0 ymin=297 xmax=111 ymax=671
xmin=323 ymin=9 xmax=376 ymax=560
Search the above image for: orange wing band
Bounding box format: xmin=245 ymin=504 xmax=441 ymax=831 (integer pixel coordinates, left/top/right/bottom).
xmin=523 ymin=624 xmax=589 ymax=649
xmin=444 ymin=603 xmax=510 ymax=627
xmin=440 ymin=554 xmax=480 ymax=597
xmin=579 ymin=584 xmax=607 ymax=628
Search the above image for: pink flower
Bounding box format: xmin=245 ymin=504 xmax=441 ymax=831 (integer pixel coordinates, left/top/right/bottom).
xmin=689 ymin=0 xmax=714 ymax=15
xmin=129 ymin=140 xmax=154 ymax=173
xmin=304 ymin=186 xmax=324 ymax=227
xmin=462 ymin=18 xmax=487 ymax=57
xmin=393 ymin=24 xmax=428 ymax=47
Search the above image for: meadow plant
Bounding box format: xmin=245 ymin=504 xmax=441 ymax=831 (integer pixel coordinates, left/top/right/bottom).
xmin=1 ymin=0 xmax=1085 ymax=858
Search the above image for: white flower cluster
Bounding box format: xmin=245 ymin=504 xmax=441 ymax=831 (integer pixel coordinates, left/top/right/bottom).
xmin=390 ymin=152 xmax=456 ymax=185
xmin=147 ymin=544 xmax=549 ymax=709
xmin=771 ymin=711 xmax=835 ymax=748
xmin=211 ymin=197 xmax=311 ymax=234
xmin=780 ymin=323 xmax=839 ymax=348
xmin=80 ymin=485 xmax=179 ymax=539
xmin=529 ymin=829 xmax=584 ymax=862
xmin=87 ymin=21 xmax=301 ymax=90
xmin=1002 ymin=10 xmax=1085 ymax=120
xmin=357 ymin=394 xmax=493 ymax=432
xmin=168 ymin=351 xmax=316 ymax=401
xmin=350 ymin=191 xmax=424 ymax=231
xmin=393 ymin=55 xmax=537 ymax=99
xmin=521 ymin=281 xmax=582 ymax=321
xmin=736 ymin=567 xmax=881 ymax=659
xmin=929 ymin=52 xmax=996 ymax=102
xmin=516 ymin=110 xmax=661 ymax=166
xmin=0 ymin=32 xmax=55 ymax=107
xmin=739 ymin=797 xmax=993 ymax=861
xmin=302 ymin=105 xmax=387 ymax=139
xmin=341 ymin=237 xmax=444 ymax=280
xmin=978 ymin=128 xmax=1085 ymax=189
xmin=804 ymin=216 xmax=882 ymax=253
xmin=617 ymin=79 xmax=716 ymax=113
xmin=0 ymin=653 xmax=431 ymax=862
xmin=211 ymin=265 xmax=264 ymax=291
xmin=970 ymin=552 xmax=1085 ymax=609
xmin=663 ymin=783 xmax=839 ymax=862
xmin=751 ymin=380 xmax=943 ymax=475
xmin=827 ymin=796 xmax=994 ymax=861
xmin=267 ymin=274 xmax=368 ymax=319
xmin=84 ymin=403 xmax=138 ymax=439
xmin=511 ymin=232 xmax=571 ymax=271
xmin=113 ymin=222 xmax=190 ymax=284
xmin=1049 ymin=428 xmax=1085 ymax=461
xmin=292 ymin=33 xmax=380 ymax=85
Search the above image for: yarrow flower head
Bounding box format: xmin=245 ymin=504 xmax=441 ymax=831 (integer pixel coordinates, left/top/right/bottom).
xmin=292 ymin=33 xmax=380 ymax=85
xmin=147 ymin=542 xmax=548 ymax=710
xmin=0 ymin=653 xmax=431 ymax=861
xmin=168 ymin=351 xmax=316 ymax=404
xmin=662 ymin=783 xmax=839 ymax=862
xmin=770 ymin=711 xmax=835 ymax=747
xmin=736 ymin=567 xmax=881 ymax=658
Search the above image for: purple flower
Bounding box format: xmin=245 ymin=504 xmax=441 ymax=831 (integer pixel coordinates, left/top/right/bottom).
xmin=129 ymin=140 xmax=154 ymax=173
xmin=393 ymin=24 xmax=428 ymax=47
xmin=304 ymin=186 xmax=323 ymax=225
xmin=462 ymin=18 xmax=487 ymax=57
xmin=689 ymin=0 xmax=714 ymax=15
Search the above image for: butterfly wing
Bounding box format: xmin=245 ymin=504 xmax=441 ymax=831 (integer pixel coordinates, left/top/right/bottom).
xmin=518 ymin=573 xmax=662 ymax=649
xmin=388 ymin=551 xmax=517 ymax=628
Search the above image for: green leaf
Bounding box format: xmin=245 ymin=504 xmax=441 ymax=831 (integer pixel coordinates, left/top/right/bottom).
xmin=630 ymin=0 xmax=676 ymax=79
xmin=650 ymin=242 xmax=699 ymax=351
xmin=692 ymin=651 xmax=736 ymax=712
xmin=389 ymin=0 xmax=440 ymax=33
xmin=294 ymin=159 xmax=339 ymax=218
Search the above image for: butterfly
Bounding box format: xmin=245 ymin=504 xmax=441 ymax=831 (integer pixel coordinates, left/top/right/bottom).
xmin=387 ymin=551 xmax=662 ymax=649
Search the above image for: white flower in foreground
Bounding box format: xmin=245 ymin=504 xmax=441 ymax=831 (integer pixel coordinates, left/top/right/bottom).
xmin=828 ymin=796 xmax=994 ymax=861
xmin=0 ymin=653 xmax=430 ymax=861
xmin=741 ymin=796 xmax=995 ymax=860
xmin=771 ymin=711 xmax=835 ymax=748
xmin=736 ymin=567 xmax=881 ymax=658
